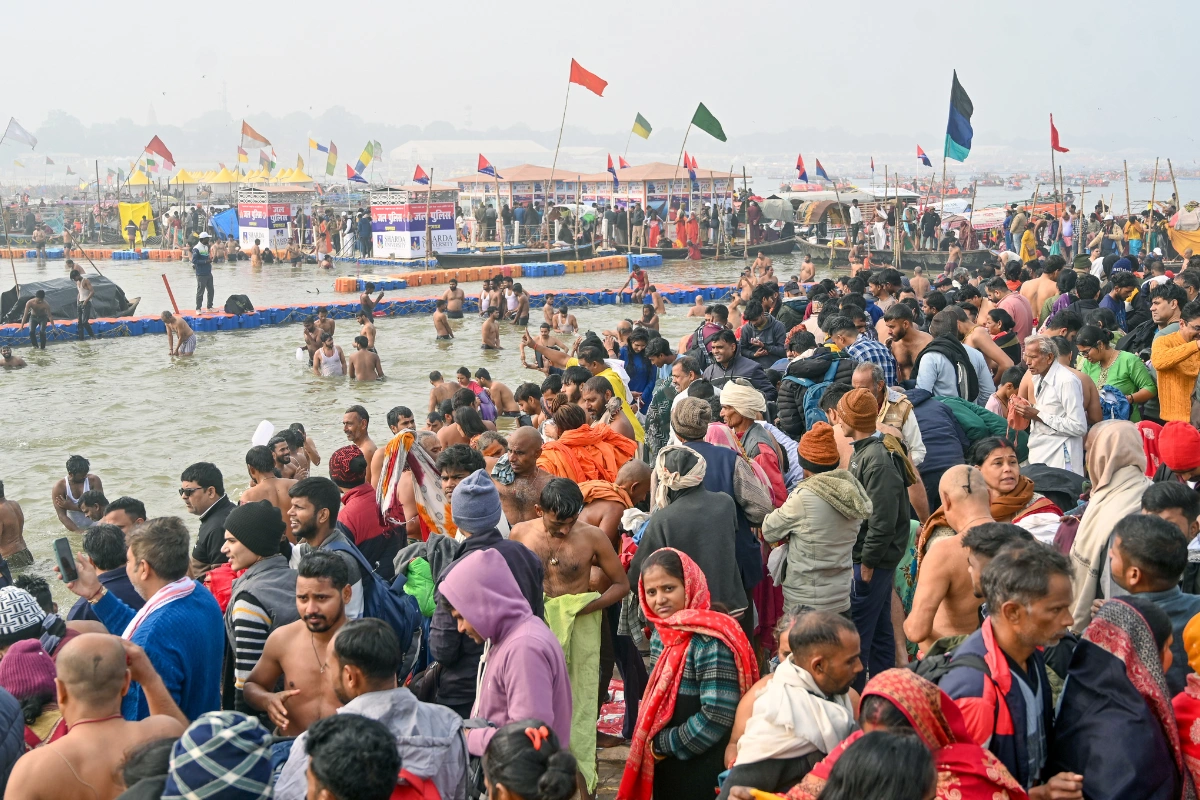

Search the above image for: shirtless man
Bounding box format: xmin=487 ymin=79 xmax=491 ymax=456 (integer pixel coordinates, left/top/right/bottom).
xmin=0 ymin=346 xmax=26 ymax=369
xmin=553 ymin=305 xmax=578 ymax=334
xmin=510 ymin=478 xmax=630 ymax=617
xmin=433 ymin=300 xmax=454 ymax=339
xmin=6 ymin=635 xmax=188 ymax=800
xmin=492 ymin=427 xmax=555 ymax=525
xmin=511 ymin=282 xmax=530 ymax=325
xmin=737 ymin=268 xmax=756 ymax=302
xmin=271 ymin=435 xmax=301 ymax=480
xmin=240 ymin=445 xmax=298 ymax=524
xmin=356 ymin=311 xmax=377 ymax=350
xmin=244 ymin=551 xmax=350 ymax=734
xmin=302 ymin=317 xmax=322 ymax=364
xmin=958 ymin=312 xmax=1014 ymax=382
xmin=343 ymin=405 xmax=377 ymax=466
xmin=475 ymin=367 xmax=520 ymax=417
xmin=799 ymin=254 xmax=816 ymax=284
xmin=19 ymin=289 xmax=53 ymax=349
xmin=442 ymin=278 xmax=465 ymax=319
xmin=249 ymin=238 xmax=263 ymax=268
xmin=359 ymin=282 xmax=384 ymax=316
xmin=903 ymin=466 xmax=994 ymax=655
xmin=53 ymin=455 xmax=104 ymax=535
xmin=313 ymin=334 xmax=346 ymax=377
xmin=521 ymin=323 xmax=563 ymax=374
xmin=347 ymin=336 xmax=385 ymax=381
xmin=0 ymin=480 xmax=29 ymax=567
xmin=369 ymin=406 xmax=417 ymax=488
xmin=883 ymin=303 xmax=932 ymax=383
xmin=1021 ymin=259 xmax=1062 ymax=325
xmin=161 ymin=310 xmax=196 ymax=356
xmin=428 ymin=371 xmax=458 ymax=412
xmin=316 ymin=307 xmax=335 ymax=337
xmin=481 ymin=306 xmax=503 ymax=349
xmin=909 ymin=265 xmax=930 ymax=299
xmin=639 ymin=302 xmax=660 ymax=331
xmin=576 ymin=460 xmax=651 ymax=551
xmin=686 ymin=295 xmax=707 ymax=317
xmin=542 ymin=293 xmax=557 ymax=326
xmin=581 ymin=375 xmax=636 ymax=440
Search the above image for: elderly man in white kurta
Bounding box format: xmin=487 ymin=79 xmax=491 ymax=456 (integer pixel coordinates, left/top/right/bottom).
xmin=1015 ymin=334 xmax=1088 ymax=475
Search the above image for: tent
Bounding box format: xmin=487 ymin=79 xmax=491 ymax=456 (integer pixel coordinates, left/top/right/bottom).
xmin=171 ymin=170 xmax=200 ymax=186
xmin=127 ymin=170 xmax=151 ymax=186
xmin=287 ymin=169 xmax=314 ymax=184
xmin=275 ymin=168 xmax=294 ymax=182
xmin=211 ymin=167 xmax=236 ymax=185
xmin=1 ymin=275 xmax=138 ymax=323
xmin=210 ymin=207 xmax=239 ymax=240
xmin=201 ymin=170 xmax=217 ymax=182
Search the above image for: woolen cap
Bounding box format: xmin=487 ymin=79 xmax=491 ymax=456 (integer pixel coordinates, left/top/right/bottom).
xmin=162 ymin=712 xmax=272 ymax=800
xmin=671 ymin=396 xmax=712 ymax=441
xmin=224 ymin=500 xmax=286 ymax=557
xmin=452 ymin=469 xmax=503 ymax=533
xmin=798 ymin=422 xmax=840 ymax=473
xmin=837 ymin=388 xmax=879 ymax=432
xmin=0 ymin=587 xmax=46 ymax=639
xmin=1073 ymin=254 xmax=1091 ymax=271
xmin=1161 ymin=422 xmax=1200 ymax=473
xmin=0 ymin=640 xmax=56 ymax=699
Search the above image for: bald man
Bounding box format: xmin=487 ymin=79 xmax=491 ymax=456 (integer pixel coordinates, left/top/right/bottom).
xmin=7 ymin=634 xmax=188 ymax=800
xmin=902 ymin=466 xmax=995 ymax=656
xmin=577 ymin=460 xmax=652 ymax=550
xmin=493 ymin=427 xmax=554 ymax=525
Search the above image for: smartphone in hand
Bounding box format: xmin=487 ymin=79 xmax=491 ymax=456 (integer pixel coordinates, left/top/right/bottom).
xmin=52 ymin=537 xmax=78 ymax=583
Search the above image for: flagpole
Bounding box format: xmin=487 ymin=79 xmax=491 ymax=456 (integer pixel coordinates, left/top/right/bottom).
xmin=623 ymin=129 xmax=633 ymax=161
xmin=671 ymin=124 xmax=692 ymax=247
xmin=574 ymin=174 xmax=580 ymax=262
xmin=1124 ymin=160 xmax=1131 ymax=220
xmin=1169 ymin=159 xmax=1181 ymax=215
xmin=425 ymin=168 xmax=434 ymax=270
xmin=94 ymin=160 xmax=102 ymax=246
xmin=493 ymin=172 xmax=504 ymax=265
xmin=939 ymin=155 xmax=947 ymax=216
xmin=1 ymin=205 xmax=17 ymax=289
xmin=742 ymin=166 xmax=749 ymax=260
xmin=546 ymin=80 xmax=572 ymax=264
xmin=1050 ymin=137 xmax=1058 ymax=219
xmin=968 ymin=180 xmax=978 ymax=240
xmin=1149 ymin=157 xmax=1160 ymax=247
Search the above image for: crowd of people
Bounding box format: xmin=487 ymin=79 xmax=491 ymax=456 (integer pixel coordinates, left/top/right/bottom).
xmin=4 ymin=242 xmax=1200 ymax=800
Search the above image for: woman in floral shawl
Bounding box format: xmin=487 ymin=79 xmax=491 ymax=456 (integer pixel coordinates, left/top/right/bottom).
xmin=1052 ymin=597 xmax=1195 ymax=800
xmin=786 ymin=668 xmax=1027 ymax=800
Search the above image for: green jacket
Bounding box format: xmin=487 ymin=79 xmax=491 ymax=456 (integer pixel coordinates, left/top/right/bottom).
xmin=848 ymin=435 xmax=912 ymax=571
xmin=934 ymin=396 xmax=1029 ymax=462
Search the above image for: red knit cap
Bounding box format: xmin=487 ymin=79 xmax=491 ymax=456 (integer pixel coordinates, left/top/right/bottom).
xmin=1161 ymin=422 xmax=1200 ymax=473
xmin=0 ymin=640 xmax=56 ymax=700
xmin=328 ymin=445 xmax=367 ymax=487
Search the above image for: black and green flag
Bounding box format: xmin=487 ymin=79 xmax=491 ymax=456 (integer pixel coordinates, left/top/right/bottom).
xmin=944 ymin=71 xmax=973 ymax=162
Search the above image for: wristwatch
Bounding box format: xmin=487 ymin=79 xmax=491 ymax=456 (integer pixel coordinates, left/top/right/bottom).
xmin=88 ymin=586 xmax=108 ymax=605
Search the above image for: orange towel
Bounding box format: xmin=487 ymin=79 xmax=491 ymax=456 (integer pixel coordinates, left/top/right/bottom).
xmin=537 ymin=424 xmax=637 ymax=483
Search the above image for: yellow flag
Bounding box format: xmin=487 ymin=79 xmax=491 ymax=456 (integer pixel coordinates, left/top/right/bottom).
xmin=297 ymin=154 xmax=304 ymax=170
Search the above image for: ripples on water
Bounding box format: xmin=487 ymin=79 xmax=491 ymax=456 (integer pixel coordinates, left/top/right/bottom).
xmin=1 ymin=251 xmax=800 ymax=603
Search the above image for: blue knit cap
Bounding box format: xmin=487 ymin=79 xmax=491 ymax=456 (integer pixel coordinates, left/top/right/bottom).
xmin=162 ymin=712 xmax=273 ymax=799
xmin=451 ymin=468 xmax=503 ymax=533
xmin=1113 ymin=257 xmax=1132 ymax=272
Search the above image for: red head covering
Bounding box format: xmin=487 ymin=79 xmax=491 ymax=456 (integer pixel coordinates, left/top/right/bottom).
xmin=787 ymin=669 xmax=1028 ymax=800
xmin=617 ymin=548 xmax=758 ymax=800
xmin=328 ymin=444 xmax=366 ymax=486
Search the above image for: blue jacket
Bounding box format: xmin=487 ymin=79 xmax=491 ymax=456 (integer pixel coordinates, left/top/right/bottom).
xmin=67 ymin=566 xmax=144 ymax=622
xmin=619 ymin=345 xmax=657 ymax=411
xmin=683 ymin=440 xmax=762 ymax=591
xmin=903 ymin=388 xmax=969 ymax=477
xmin=191 ymin=244 xmax=212 ymax=276
xmin=0 ymin=689 xmax=22 ymax=795
xmin=939 ymin=619 xmax=1054 ymax=790
xmin=92 ymin=581 xmax=224 ymax=721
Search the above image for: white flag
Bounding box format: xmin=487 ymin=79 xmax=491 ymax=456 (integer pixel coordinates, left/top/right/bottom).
xmin=3 ymin=118 xmax=37 ymax=149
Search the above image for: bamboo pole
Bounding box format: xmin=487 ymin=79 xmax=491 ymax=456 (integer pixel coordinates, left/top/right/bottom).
xmin=494 ymin=172 xmax=504 ymax=265
xmin=1050 ymin=144 xmax=1058 ymax=218
xmin=669 ymin=125 xmax=692 ymax=247
xmin=1169 ymin=159 xmax=1181 ymax=215
xmin=742 ymin=166 xmax=749 ymax=260
xmin=545 ymin=80 xmax=572 ymax=264
xmin=574 ymin=174 xmax=580 ymax=262
xmin=424 ymin=168 xmax=434 ymax=270
xmin=2 ymin=206 xmax=16 ymax=288
xmin=1148 ymin=157 xmax=1160 ymax=252
xmin=968 ymin=180 xmax=978 ymax=242
xmin=1123 ymin=160 xmax=1131 ymax=219
xmin=939 ymin=156 xmax=947 ymax=215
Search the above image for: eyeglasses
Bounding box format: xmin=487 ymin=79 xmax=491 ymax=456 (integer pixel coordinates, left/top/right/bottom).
xmin=178 ymin=487 xmax=202 ymax=497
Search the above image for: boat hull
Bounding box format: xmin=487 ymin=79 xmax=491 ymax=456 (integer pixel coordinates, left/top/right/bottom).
xmin=794 ymin=238 xmax=993 ymax=271
xmin=433 ymin=241 xmax=595 ymax=268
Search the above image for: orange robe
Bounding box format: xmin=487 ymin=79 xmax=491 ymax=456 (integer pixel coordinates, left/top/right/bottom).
xmin=686 ymin=218 xmax=700 ymax=245
xmin=537 ymin=424 xmax=637 ymax=483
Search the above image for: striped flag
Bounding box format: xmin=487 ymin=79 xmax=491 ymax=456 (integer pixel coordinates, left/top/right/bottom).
xmin=241 ymin=121 xmax=271 ymax=149
xmin=796 ymin=154 xmax=808 ymax=183
xmin=308 ymin=138 xmax=320 ymax=150
xmin=296 ymin=154 xmax=304 ymax=170
xmin=325 ymin=142 xmax=337 ymax=176
xmin=346 ymin=164 xmax=368 ymax=184
xmin=917 ymin=145 xmax=932 ymax=167
xmin=238 ymin=146 xmax=249 ymax=163
xmin=45 ymin=156 xmax=54 ymax=165
xmin=315 ymin=142 xmax=329 ymax=153
xmin=607 ymin=154 xmax=619 ymax=188
xmin=259 ymin=150 xmax=270 ymax=168
xmin=631 ymin=113 xmax=652 ymax=139
xmin=413 ymin=165 xmax=430 ymax=185
xmin=618 ymin=156 xmax=630 ymax=169
xmin=814 ymin=160 xmax=830 ymax=181
xmin=477 ymin=154 xmax=501 ymax=179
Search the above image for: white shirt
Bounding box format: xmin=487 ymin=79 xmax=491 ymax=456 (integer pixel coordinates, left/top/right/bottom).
xmin=1090 ymin=258 xmax=1106 ymax=278
xmin=849 ymin=206 xmax=862 ymax=225
xmin=1027 ymin=361 xmax=1087 ymax=475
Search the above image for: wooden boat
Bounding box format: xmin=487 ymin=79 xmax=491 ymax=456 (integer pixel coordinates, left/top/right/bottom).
xmin=794 ymin=237 xmax=993 ymax=272
xmin=433 ymin=240 xmax=595 ymax=268
xmin=615 ymin=236 xmax=796 ymax=259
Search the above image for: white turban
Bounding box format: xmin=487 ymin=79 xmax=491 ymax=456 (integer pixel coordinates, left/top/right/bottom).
xmin=719 ymin=381 xmax=767 ymax=420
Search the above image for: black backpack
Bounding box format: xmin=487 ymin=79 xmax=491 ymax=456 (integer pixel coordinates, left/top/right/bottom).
xmin=908 ymin=650 xmax=989 ymax=683
xmin=223 ymin=294 xmax=255 ymax=315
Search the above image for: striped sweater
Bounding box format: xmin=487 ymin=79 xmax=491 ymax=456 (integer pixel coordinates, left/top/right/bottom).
xmin=649 ymin=633 xmax=741 ymax=758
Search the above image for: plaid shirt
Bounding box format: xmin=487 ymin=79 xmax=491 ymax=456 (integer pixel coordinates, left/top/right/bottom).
xmin=848 ymin=333 xmax=898 ymax=387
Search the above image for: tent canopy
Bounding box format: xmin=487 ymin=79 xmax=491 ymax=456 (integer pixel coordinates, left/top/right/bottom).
xmin=287 ymin=169 xmax=313 ymax=183
xmin=127 ymin=170 xmax=151 ymax=186
xmin=211 ymin=167 xmax=236 ymax=184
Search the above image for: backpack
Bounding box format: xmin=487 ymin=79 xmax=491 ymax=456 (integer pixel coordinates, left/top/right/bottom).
xmin=324 ymin=540 xmax=423 ymax=673
xmin=1098 ymin=384 xmax=1132 ymax=420
xmin=781 ymin=360 xmax=840 ymax=431
xmin=908 ymin=650 xmax=990 ymax=683
xmin=223 ymin=294 xmax=254 ymax=315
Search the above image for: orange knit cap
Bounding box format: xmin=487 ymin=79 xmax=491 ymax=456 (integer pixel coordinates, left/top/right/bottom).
xmin=798 ymin=422 xmax=840 ymax=473
xmin=838 ymin=387 xmax=880 ymax=432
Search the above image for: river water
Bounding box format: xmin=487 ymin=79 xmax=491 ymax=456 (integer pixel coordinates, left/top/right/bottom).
xmin=1 ymin=250 xmax=797 ymax=603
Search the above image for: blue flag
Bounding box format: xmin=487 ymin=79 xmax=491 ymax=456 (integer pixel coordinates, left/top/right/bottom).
xmin=944 ymin=71 xmax=974 ymax=162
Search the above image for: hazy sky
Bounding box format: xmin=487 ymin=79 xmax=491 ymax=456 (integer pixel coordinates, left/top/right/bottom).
xmin=4 ymin=0 xmax=1196 ymax=154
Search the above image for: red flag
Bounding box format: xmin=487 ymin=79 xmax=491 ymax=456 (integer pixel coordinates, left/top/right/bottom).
xmin=618 ymin=156 xmax=629 ymax=169
xmin=146 ymin=135 xmax=174 ymax=170
xmin=1050 ymin=114 xmax=1069 ymax=153
xmin=412 ymin=164 xmax=430 ymax=185
xmin=477 ymin=155 xmax=500 ymax=179
xmin=568 ymin=58 xmax=607 ymax=97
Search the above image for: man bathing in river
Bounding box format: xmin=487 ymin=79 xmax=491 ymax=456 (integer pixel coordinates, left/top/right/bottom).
xmin=316 ymin=307 xmax=335 ymax=337
xmin=313 ymin=333 xmax=346 ymax=377
xmin=240 ymin=445 xmax=298 ymax=523
xmin=161 ymin=310 xmax=196 ymax=356
xmin=347 ymin=336 xmax=385 ymax=381
xmin=428 ymin=371 xmax=458 ymax=411
xmin=342 ymin=404 xmax=377 ymax=466
xmin=481 ymin=306 xmax=503 ymax=349
xmin=359 ymin=282 xmax=384 ymax=315
xmin=0 ymin=480 xmax=29 ymax=570
xmin=356 ymin=311 xmax=377 ymax=350
xmin=474 ymin=367 xmax=520 ymax=416
xmin=433 ymin=299 xmax=454 ymax=339
xmin=19 ymin=289 xmax=52 ymax=349
xmin=442 ymin=278 xmax=465 ymax=319
xmin=0 ymin=346 xmax=26 ymax=369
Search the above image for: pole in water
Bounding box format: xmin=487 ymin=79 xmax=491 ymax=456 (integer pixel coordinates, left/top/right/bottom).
xmin=161 ymin=273 xmax=180 ymax=314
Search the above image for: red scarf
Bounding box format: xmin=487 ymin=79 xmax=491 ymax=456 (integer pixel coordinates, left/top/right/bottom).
xmin=787 ymin=669 xmax=1027 ymax=800
xmin=617 ymin=548 xmax=758 ymax=800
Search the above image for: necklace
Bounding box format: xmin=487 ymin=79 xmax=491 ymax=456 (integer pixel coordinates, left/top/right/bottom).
xmin=311 ymin=633 xmax=327 ymax=673
xmin=547 ymin=533 xmax=568 ymax=566
xmin=67 ymin=714 xmax=122 ymax=730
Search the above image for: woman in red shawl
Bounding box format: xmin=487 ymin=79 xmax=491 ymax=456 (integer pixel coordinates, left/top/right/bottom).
xmin=784 ymin=669 xmax=1027 ymax=800
xmin=618 ymin=548 xmax=758 ymax=800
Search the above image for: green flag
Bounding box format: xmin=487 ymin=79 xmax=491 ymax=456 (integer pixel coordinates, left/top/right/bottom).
xmin=632 ymin=113 xmax=652 ymax=139
xmin=691 ymin=103 xmax=726 ymax=142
